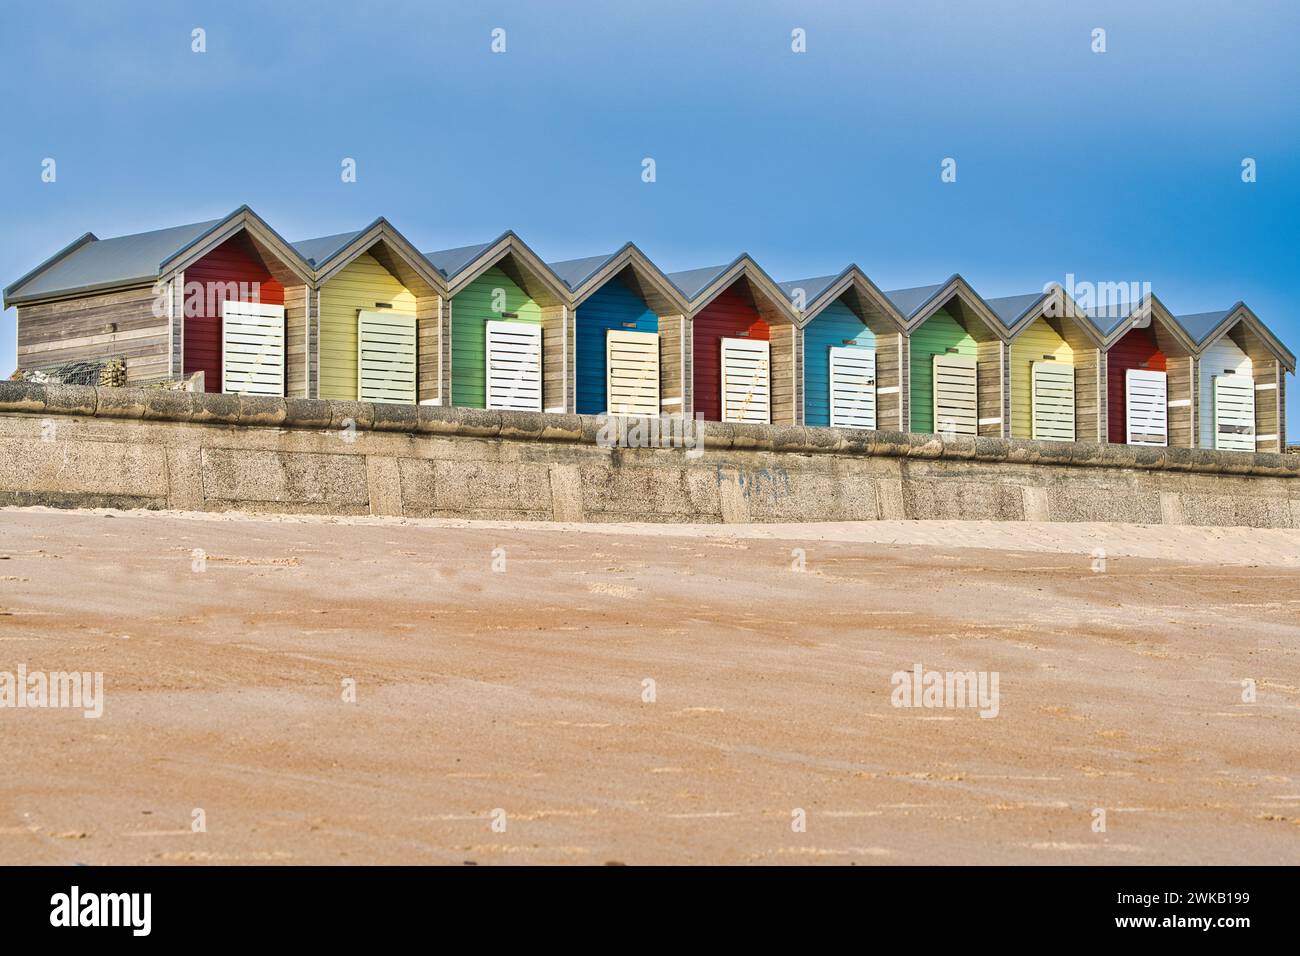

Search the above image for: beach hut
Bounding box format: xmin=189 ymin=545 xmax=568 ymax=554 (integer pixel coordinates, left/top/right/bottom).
xmin=548 ymin=244 xmax=689 ymax=417
xmin=888 ymin=277 xmax=1006 ymax=438
xmin=667 ymin=257 xmax=800 ymax=425
xmin=425 ymin=233 xmax=571 ymax=413
xmin=780 ymin=266 xmax=908 ymax=430
xmin=991 ymin=286 xmax=1106 ymax=443
xmin=2 ymin=206 xmax=315 ymax=395
xmin=294 ymin=219 xmax=446 ymax=404
xmin=1180 ymin=304 xmax=1294 ymax=452
xmin=1089 ymin=297 xmax=1196 ymax=447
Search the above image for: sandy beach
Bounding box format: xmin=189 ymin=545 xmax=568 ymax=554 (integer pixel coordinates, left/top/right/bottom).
xmin=2 ymin=507 xmax=1298 ymax=864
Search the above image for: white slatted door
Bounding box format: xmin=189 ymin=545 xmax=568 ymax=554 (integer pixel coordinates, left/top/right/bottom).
xmin=932 ymin=353 xmax=977 ymax=437
xmin=828 ymin=346 xmax=876 ymax=429
xmin=221 ymin=300 xmax=285 ymax=397
xmin=1031 ymin=361 xmax=1075 ymax=442
xmin=720 ymin=338 xmax=771 ymax=424
xmin=358 ymin=310 xmax=417 ymax=405
xmin=485 ymin=320 xmax=543 ymax=411
xmin=606 ymin=329 xmax=659 ymax=415
xmin=1125 ymin=368 xmax=1167 ymax=446
xmin=1213 ymin=375 xmax=1256 ymax=451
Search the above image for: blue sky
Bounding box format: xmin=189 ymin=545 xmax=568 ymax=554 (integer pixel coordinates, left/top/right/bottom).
xmin=2 ymin=0 xmax=1297 ymax=434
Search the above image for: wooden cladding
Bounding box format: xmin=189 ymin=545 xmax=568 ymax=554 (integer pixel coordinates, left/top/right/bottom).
xmin=658 ymin=314 xmax=686 ymax=415
xmin=17 ymin=285 xmax=170 ymax=385
xmin=284 ymin=284 xmax=310 ymax=400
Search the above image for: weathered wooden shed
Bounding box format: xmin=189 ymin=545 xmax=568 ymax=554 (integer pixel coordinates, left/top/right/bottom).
xmin=889 ymin=277 xmax=1006 ymax=438
xmin=668 ymin=257 xmax=800 ymax=425
xmin=548 ymin=244 xmax=688 ymax=417
xmin=991 ymin=286 xmax=1105 ymax=443
xmin=781 ymin=266 xmax=908 ymax=430
xmin=2 ymin=206 xmax=314 ymax=395
xmin=1180 ymin=304 xmax=1294 ymax=452
xmin=424 ymin=233 xmax=570 ymax=413
xmin=294 ymin=219 xmax=446 ymax=404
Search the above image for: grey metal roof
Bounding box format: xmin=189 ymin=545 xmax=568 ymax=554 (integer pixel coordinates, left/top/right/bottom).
xmin=984 ymin=291 xmax=1046 ymax=329
xmin=666 ymin=264 xmax=731 ymax=301
xmin=547 ymin=252 xmax=620 ymax=292
xmin=5 ymin=218 xmax=223 ymax=303
xmin=422 ymin=241 xmax=497 ymax=280
xmin=292 ymin=230 xmax=364 ymax=268
xmin=883 ymin=283 xmax=946 ymax=319
xmin=1175 ymin=308 xmax=1235 ymax=344
xmin=778 ymin=274 xmax=840 ymax=308
xmin=1082 ymin=302 xmax=1139 ymax=339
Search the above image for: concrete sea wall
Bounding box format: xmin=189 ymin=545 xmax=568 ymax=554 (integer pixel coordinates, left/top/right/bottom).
xmin=1 ymin=382 xmax=1298 ymax=526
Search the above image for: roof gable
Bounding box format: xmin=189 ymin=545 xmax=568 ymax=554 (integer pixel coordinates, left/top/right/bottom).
xmin=430 ymin=232 xmax=569 ymax=307
xmin=782 ymin=266 xmax=907 ymax=332
xmin=885 ymin=275 xmax=1007 ymax=341
xmin=1180 ymin=303 xmax=1295 ymax=371
xmin=551 ymin=244 xmax=689 ymax=314
xmin=669 ymin=255 xmax=798 ymax=324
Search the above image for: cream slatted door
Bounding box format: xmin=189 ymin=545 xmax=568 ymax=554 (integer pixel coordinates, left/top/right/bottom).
xmin=932 ymin=353 xmax=977 ymax=437
xmin=720 ymin=338 xmax=771 ymax=424
xmin=1031 ymin=361 xmax=1075 ymax=442
xmin=221 ymin=300 xmax=286 ymax=397
xmin=357 ymin=310 xmax=417 ymax=405
xmin=828 ymin=346 xmax=876 ymax=429
xmin=1125 ymin=368 xmax=1168 ymax=446
xmin=1213 ymin=375 xmax=1256 ymax=451
xmin=485 ymin=320 xmax=543 ymax=411
xmin=606 ymin=329 xmax=659 ymax=415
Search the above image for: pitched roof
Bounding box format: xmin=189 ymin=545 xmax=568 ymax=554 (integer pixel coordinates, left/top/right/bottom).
xmin=778 ymin=274 xmax=840 ymax=307
xmin=5 ymin=218 xmax=223 ymax=304
xmin=883 ymin=282 xmax=947 ymax=319
xmin=983 ymin=291 xmax=1046 ymax=329
xmin=422 ymin=241 xmax=497 ymax=280
xmin=1175 ymin=307 xmax=1237 ymax=344
xmin=666 ymin=264 xmax=732 ymax=301
xmin=547 ymin=252 xmax=621 ymax=292
xmin=292 ymin=230 xmax=364 ymax=268
xmin=1082 ymin=302 xmax=1141 ymax=339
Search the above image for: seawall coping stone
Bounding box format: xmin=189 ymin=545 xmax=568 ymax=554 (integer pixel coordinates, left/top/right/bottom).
xmin=0 ymin=381 xmax=1295 ymax=480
